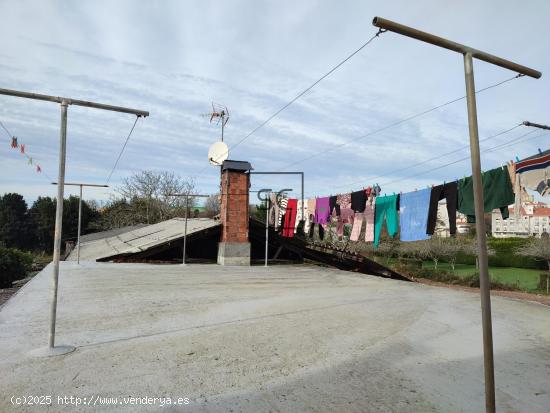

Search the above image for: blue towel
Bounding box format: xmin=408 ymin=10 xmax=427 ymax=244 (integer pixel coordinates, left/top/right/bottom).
xmin=399 ymin=189 xmax=431 ymax=242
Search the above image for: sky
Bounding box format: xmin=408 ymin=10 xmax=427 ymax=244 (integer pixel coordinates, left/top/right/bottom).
xmin=0 ymin=0 xmax=549 ymax=206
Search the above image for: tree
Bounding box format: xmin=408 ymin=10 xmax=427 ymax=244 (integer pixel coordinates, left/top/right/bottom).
xmin=62 ymin=196 xmax=99 ymax=242
xmin=375 ymin=237 xmax=401 ymax=265
xmin=204 ymin=194 xmax=220 ymax=217
xmin=417 ymin=237 xmax=449 ymax=270
xmin=90 ymin=198 xmax=134 ymax=230
xmin=29 ymin=196 xmax=99 ymax=252
xmin=0 ymin=246 xmax=33 ymax=288
xmin=440 ymin=237 xmax=467 ymax=272
xmin=116 ymin=170 xmax=195 ymax=224
xmin=29 ymin=197 xmax=56 ymax=251
xmin=462 ymin=237 xmax=496 ymax=270
xmin=515 ymin=237 xmax=550 ymax=272
xmin=0 ymin=193 xmax=32 ymax=250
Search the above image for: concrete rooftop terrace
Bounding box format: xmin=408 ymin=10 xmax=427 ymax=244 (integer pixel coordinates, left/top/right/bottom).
xmin=1 ymin=262 xmax=549 ymax=412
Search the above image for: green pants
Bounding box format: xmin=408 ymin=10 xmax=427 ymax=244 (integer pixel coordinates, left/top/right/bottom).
xmin=374 ymin=194 xmax=399 ymax=247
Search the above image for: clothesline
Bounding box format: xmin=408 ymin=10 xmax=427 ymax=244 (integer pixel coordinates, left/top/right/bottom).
xmin=0 ymin=119 xmax=53 ymax=182
xmin=270 ymin=148 xmax=549 ymax=248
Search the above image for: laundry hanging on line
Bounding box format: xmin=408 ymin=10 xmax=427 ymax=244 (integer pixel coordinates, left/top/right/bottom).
xmin=399 ymin=188 xmax=431 ymax=242
xmin=374 ymin=194 xmax=399 ymax=247
xmin=458 ymin=166 xmax=514 ymax=223
xmin=515 ymin=149 xmax=550 ymax=196
xmin=265 ymin=148 xmax=547 ymax=246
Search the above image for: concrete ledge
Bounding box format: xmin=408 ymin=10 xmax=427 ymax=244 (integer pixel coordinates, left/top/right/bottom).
xmin=217 ymin=242 xmax=250 ymax=266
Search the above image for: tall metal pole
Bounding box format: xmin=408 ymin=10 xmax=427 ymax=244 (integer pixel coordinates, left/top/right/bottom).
xmin=370 ymin=17 xmax=541 ymax=412
xmin=0 ymin=87 xmax=148 ymax=357
xmin=464 ymin=53 xmax=495 ymax=412
xmin=265 ymin=192 xmax=270 ymax=267
xmin=51 ymin=182 xmax=109 ymax=266
xmin=77 ymin=185 xmax=82 ymax=264
xmin=168 ymin=193 xmax=210 ymax=265
xmin=300 ymin=173 xmax=305 ymax=224
xmin=47 ymin=100 xmax=72 ymax=354
xmin=183 ymin=195 xmax=189 ymax=265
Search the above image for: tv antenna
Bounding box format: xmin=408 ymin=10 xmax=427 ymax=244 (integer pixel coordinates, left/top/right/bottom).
xmin=208 ymin=102 xmax=229 ymax=142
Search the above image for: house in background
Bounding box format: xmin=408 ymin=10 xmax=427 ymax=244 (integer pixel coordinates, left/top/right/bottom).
xmin=492 ymin=201 xmax=550 ymax=238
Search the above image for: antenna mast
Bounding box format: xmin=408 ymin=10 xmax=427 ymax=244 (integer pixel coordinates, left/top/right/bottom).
xmin=209 ymin=102 xmax=229 ymax=142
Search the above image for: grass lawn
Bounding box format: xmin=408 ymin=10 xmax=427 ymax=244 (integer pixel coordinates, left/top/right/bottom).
xmin=421 ymin=262 xmax=543 ymax=291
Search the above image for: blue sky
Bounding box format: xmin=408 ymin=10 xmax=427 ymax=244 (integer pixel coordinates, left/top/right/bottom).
xmin=0 ymin=0 xmax=549 ymax=205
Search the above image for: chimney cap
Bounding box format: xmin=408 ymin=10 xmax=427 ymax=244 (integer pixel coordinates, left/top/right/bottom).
xmin=222 ymin=160 xmax=253 ymax=172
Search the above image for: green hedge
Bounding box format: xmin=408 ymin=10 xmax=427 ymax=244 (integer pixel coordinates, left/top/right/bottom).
xmin=399 ymin=267 xmax=520 ymax=291
xmin=455 ymin=237 xmax=547 ymax=270
xmin=0 ymin=247 xmax=33 ymax=288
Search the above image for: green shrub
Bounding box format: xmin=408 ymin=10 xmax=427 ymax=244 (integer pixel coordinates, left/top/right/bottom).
xmin=395 ymin=257 xmax=423 ymax=272
xmin=455 ymin=237 xmax=546 ymax=270
xmin=0 ymin=247 xmax=33 ymax=288
xmin=461 ymin=272 xmax=519 ymax=291
xmin=402 ymin=266 xmax=520 ymax=291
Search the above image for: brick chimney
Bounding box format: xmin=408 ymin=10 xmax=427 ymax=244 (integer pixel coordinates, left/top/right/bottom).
xmin=217 ymin=160 xmax=252 ymax=265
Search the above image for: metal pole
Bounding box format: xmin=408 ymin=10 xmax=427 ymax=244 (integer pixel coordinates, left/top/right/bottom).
xmin=265 ymin=193 xmax=270 ymax=267
xmin=301 ymin=173 xmax=305 ymax=224
xmin=523 ymin=121 xmax=550 ymax=131
xmin=46 ymin=100 xmax=74 ymax=355
xmin=168 ymin=193 xmax=209 ymax=265
xmin=464 ymin=52 xmax=495 ymax=413
xmin=0 ymin=87 xmax=149 ymax=117
xmin=372 ymin=17 xmax=541 ymax=79
xmin=183 ymin=195 xmax=189 ymax=265
xmin=370 ymin=18 xmax=541 ymax=412
xmin=249 ymin=170 xmax=305 ymax=224
xmin=77 ymin=185 xmax=82 ymax=264
xmin=50 ymin=182 xmax=108 ymax=266
xmin=1 ymin=88 xmax=147 ymax=358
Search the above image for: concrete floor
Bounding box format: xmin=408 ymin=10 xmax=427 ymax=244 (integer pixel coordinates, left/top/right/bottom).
xmin=1 ymin=262 xmax=549 ymax=412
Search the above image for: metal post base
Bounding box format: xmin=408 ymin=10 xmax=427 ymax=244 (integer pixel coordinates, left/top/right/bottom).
xmin=29 ymin=345 xmax=75 ymax=357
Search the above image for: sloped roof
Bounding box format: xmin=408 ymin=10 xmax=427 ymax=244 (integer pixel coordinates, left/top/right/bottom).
xmin=79 ymin=224 xmax=148 ymax=243
xmin=532 ymin=208 xmax=550 ymax=217
xmin=68 ymin=218 xmax=220 ymax=262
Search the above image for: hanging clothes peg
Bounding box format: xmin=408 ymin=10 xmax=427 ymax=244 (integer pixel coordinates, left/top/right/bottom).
xmin=20 ymin=144 xmax=25 ymax=154
xmin=28 ymin=157 xmax=32 ymax=165
xmin=36 ymin=165 xmax=41 ymax=173
xmin=10 ymin=137 xmax=18 ymax=148
xmin=515 ymin=156 xmax=520 ymax=162
xmin=538 ymin=148 xmax=542 ymax=154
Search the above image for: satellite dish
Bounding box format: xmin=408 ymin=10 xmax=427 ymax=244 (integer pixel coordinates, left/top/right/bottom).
xmin=208 ymin=141 xmax=229 ymax=166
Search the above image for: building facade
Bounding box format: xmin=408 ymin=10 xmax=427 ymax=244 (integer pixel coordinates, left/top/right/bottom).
xmin=492 ymin=201 xmax=550 ymax=238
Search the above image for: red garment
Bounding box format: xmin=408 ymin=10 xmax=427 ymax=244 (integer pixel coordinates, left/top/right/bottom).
xmin=282 ymin=198 xmax=298 ymax=237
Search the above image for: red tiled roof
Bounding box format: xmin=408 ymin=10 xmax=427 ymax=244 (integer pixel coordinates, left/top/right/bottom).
xmin=532 ymin=208 xmax=550 ymax=217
